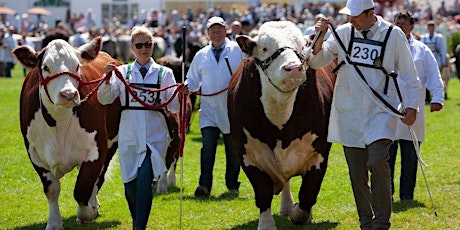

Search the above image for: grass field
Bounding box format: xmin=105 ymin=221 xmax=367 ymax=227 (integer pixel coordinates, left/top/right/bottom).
xmin=1 ymin=65 xmax=459 ymax=230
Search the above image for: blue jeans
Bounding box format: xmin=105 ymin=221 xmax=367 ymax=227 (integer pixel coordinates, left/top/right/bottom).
xmin=124 ymin=150 xmax=153 ymax=230
xmin=388 ymin=140 xmax=419 ymax=200
xmin=5 ymin=62 xmax=14 ymax=77
xmin=198 ymin=126 xmax=240 ymax=192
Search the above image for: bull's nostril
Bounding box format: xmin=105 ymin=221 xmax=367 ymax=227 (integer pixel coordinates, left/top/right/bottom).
xmin=61 ymin=92 xmax=77 ymax=101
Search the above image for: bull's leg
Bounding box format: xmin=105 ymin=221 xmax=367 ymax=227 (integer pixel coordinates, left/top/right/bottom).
xmin=74 ymin=160 xmax=104 ymax=223
xmin=157 ymin=172 xmax=168 ymax=194
xmin=243 ymin=166 xmax=276 ymax=230
xmin=77 ymin=185 xmax=99 ymax=224
xmin=279 ymin=181 xmax=294 ymax=216
xmin=42 ymin=172 xmax=64 ymax=230
xmin=289 ymin=165 xmax=327 ymax=225
xmin=167 ymin=159 xmax=177 ymax=187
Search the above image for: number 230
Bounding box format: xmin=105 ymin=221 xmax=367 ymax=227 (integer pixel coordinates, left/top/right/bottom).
xmin=352 ymin=47 xmax=379 ymax=60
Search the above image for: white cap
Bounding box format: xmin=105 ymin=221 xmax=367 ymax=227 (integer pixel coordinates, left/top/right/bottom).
xmin=207 ymin=16 xmax=226 ymax=29
xmin=339 ymin=0 xmax=375 ymax=16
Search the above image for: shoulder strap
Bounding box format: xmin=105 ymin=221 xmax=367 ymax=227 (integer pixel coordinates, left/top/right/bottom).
xmin=379 ymin=25 xmax=393 ymax=63
xmin=126 ymin=63 xmax=133 ymax=82
xmin=348 ymin=26 xmax=355 ymax=55
xmin=154 ymin=66 xmax=164 ymax=105
xmin=157 ymin=66 xmax=163 ymax=85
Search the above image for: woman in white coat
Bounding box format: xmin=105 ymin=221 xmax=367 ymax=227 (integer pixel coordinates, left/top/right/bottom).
xmin=98 ymin=26 xmax=179 ymax=229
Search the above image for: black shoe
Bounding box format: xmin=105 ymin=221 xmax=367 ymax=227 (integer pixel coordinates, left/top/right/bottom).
xmin=194 ymin=186 xmax=209 ymax=197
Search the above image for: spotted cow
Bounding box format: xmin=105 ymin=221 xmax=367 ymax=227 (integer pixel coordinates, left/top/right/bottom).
xmin=13 ymin=37 xmax=121 ymax=230
xmin=228 ymin=21 xmax=337 ymax=229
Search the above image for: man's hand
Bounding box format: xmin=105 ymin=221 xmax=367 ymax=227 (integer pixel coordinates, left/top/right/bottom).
xmin=312 ymin=17 xmax=329 ymax=55
xmin=401 ymin=108 xmax=417 ymax=125
xmin=430 ymin=103 xmax=443 ymax=112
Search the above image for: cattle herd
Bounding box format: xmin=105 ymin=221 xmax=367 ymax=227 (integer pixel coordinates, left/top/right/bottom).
xmin=14 ymin=21 xmax=338 ymax=229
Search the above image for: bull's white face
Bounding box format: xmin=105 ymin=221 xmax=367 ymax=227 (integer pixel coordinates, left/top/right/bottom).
xmin=252 ymin=21 xmax=307 ymax=92
xmin=40 ymin=40 xmax=82 ymax=108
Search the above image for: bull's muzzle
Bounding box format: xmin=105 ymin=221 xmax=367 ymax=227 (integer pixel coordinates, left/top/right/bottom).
xmin=282 ymin=63 xmax=304 ymax=72
xmin=60 ymin=89 xmax=81 ymax=106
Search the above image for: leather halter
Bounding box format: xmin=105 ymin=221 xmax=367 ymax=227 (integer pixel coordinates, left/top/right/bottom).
xmin=254 ymin=47 xmax=307 ymax=93
xmin=254 ymin=47 xmax=307 ymax=71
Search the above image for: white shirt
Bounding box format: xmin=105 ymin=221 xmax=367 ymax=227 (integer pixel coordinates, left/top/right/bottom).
xmin=98 ymin=59 xmax=180 ymax=183
xmin=309 ymin=16 xmax=423 ymax=148
xmin=185 ymin=38 xmax=244 ymax=134
xmin=395 ymin=35 xmax=444 ymax=141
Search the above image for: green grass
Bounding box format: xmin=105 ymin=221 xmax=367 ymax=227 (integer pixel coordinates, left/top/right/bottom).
xmin=1 ymin=65 xmax=459 ymax=229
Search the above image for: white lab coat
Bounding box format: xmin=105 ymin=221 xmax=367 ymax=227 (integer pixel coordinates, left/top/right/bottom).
xmin=395 ymin=35 xmax=444 ymax=142
xmin=186 ymin=38 xmax=244 ymax=134
xmin=309 ymin=16 xmax=423 ymax=148
xmin=98 ymin=59 xmax=180 ymax=183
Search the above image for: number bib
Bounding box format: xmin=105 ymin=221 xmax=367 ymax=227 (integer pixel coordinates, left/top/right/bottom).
xmin=350 ymin=38 xmax=383 ymax=67
xmin=126 ymin=83 xmax=161 ymax=109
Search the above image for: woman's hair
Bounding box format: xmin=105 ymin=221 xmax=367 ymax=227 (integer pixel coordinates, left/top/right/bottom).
xmin=130 ymin=26 xmax=154 ymax=43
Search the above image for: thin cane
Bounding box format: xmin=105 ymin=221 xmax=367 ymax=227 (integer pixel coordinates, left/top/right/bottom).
xmin=179 ymin=25 xmax=187 ymax=230
xmin=407 ymin=126 xmax=438 ymax=216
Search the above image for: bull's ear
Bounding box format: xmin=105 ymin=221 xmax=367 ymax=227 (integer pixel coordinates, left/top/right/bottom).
xmin=79 ymin=36 xmax=102 ymax=61
xmin=12 ymin=46 xmax=40 ymax=69
xmin=236 ymin=35 xmax=256 ymax=56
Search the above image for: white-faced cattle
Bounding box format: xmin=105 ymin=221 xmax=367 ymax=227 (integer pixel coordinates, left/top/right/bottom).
xmin=13 ymin=37 xmax=121 ymax=230
xmin=228 ymin=21 xmax=337 ymax=229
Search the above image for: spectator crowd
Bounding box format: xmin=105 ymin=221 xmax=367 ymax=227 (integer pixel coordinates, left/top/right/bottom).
xmin=0 ymin=0 xmax=459 ymax=77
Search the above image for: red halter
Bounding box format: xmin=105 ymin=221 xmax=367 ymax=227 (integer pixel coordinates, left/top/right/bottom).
xmin=39 ymin=69 xmax=105 ymax=105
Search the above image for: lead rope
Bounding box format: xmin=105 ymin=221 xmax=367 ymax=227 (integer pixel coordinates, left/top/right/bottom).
xmin=326 ymin=22 xmax=437 ymax=216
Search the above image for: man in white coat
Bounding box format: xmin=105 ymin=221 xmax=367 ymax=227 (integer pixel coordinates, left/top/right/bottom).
xmin=421 ymin=21 xmax=448 ymax=99
xmin=389 ymin=10 xmax=444 ymax=202
xmin=310 ymin=0 xmax=423 ymax=229
xmin=183 ymin=16 xmax=244 ymax=197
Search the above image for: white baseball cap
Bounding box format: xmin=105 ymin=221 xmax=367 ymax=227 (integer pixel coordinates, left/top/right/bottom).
xmin=207 ymin=16 xmax=226 ymax=29
xmin=339 ymin=0 xmax=375 ymax=16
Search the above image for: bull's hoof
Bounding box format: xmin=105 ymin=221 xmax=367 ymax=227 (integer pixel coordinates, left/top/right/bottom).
xmin=76 ymin=218 xmax=96 ymax=224
xmin=77 ymin=203 xmax=99 ymax=224
xmin=258 ymin=209 xmax=277 ymax=230
xmin=289 ymin=203 xmax=312 ymax=225
xmin=45 ymin=222 xmax=64 ymax=230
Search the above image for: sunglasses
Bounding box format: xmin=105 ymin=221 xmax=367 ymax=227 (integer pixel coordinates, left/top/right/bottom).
xmin=133 ymin=42 xmax=153 ymax=49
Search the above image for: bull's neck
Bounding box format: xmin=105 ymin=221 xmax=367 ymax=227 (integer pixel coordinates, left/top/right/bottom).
xmin=41 ymin=98 xmax=76 ymax=125
xmin=260 ymin=78 xmax=297 ymax=130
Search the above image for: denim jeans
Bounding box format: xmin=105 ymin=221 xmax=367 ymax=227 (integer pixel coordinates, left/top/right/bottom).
xmin=5 ymin=62 xmax=14 ymax=77
xmin=388 ymin=140 xmax=419 ymax=200
xmin=124 ymin=150 xmax=153 ymax=230
xmin=198 ymin=126 xmax=240 ymax=192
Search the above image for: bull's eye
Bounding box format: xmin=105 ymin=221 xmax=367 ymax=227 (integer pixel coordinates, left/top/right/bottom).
xmin=76 ymin=65 xmax=80 ymax=72
xmin=262 ymin=47 xmax=267 ymax=52
xmin=43 ymin=65 xmax=50 ymax=73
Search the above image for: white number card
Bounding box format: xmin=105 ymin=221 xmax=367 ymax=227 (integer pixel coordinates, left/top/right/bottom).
xmin=350 ymin=39 xmax=383 ymax=66
xmin=127 ymin=83 xmax=159 ymax=108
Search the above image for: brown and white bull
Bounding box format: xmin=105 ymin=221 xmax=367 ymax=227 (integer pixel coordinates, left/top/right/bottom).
xmin=228 ymin=21 xmax=337 ymax=229
xmin=13 ymin=37 xmax=121 ymax=230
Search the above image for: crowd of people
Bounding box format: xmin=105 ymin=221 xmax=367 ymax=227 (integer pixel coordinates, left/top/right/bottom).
xmin=0 ymin=0 xmax=454 ymax=229
xmin=1 ymin=1 xmax=459 ymax=63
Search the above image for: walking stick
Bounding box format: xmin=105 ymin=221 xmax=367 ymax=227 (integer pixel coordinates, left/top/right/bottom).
xmin=179 ymin=25 xmax=187 ymax=230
